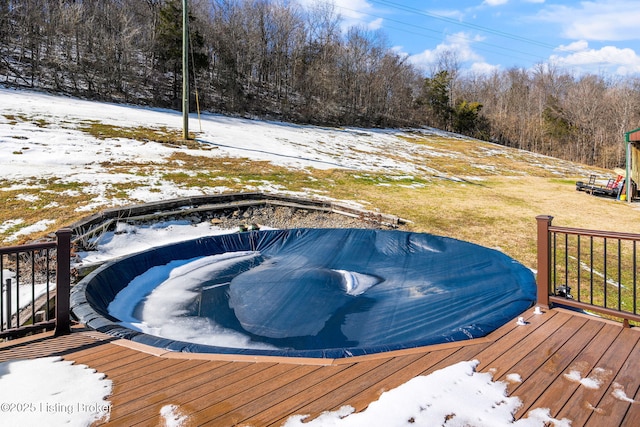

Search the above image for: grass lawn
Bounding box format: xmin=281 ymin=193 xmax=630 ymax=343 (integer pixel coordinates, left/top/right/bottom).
xmin=2 ymin=112 xmax=637 ymax=273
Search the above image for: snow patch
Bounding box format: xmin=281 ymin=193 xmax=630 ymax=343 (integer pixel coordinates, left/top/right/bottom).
xmin=506 ymin=373 xmax=522 ymax=383
xmin=160 ymin=404 xmax=188 ymax=427
xmin=335 ymin=270 xmax=381 ymax=296
xmin=612 ymin=383 xmax=635 ymax=403
xmin=0 ymin=356 xmax=111 ymax=426
xmin=108 ymin=251 xmax=278 ymax=350
xmin=563 ymin=366 xmax=611 ymax=390
xmin=284 ymin=360 xmax=571 ymax=427
xmin=0 ymin=219 xmax=24 ymax=234
xmin=4 ymin=219 xmax=55 ymax=242
xmin=15 ymin=193 xmax=40 ymax=202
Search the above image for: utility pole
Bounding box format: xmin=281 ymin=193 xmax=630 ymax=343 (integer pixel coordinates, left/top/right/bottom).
xmin=182 ymin=0 xmax=189 ymax=140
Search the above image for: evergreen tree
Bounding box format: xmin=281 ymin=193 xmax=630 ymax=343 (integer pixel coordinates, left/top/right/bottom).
xmin=155 ymin=0 xmax=209 ymax=104
xmin=420 ymin=70 xmax=453 ymax=130
xmin=453 ymin=100 xmax=489 ymax=139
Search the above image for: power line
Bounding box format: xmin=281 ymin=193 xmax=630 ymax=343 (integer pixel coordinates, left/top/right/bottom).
xmin=335 ymin=0 xmax=619 ymax=73
xmin=369 ymin=0 xmax=557 ymax=50
xmin=333 ymin=3 xmax=549 ymax=64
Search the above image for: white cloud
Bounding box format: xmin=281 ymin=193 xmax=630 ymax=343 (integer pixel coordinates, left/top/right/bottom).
xmin=469 ymin=61 xmax=501 ymax=75
xmin=428 ymin=8 xmax=466 ymax=21
xmin=535 ymin=2 xmax=640 ymax=75
xmin=550 ymin=42 xmax=640 ymax=76
xmin=483 ymin=0 xmax=509 ymax=6
xmin=556 ymin=40 xmax=589 ymax=53
xmin=538 ymin=1 xmax=640 ymax=41
xmin=299 ymin=0 xmax=381 ymax=30
xmin=368 ymin=17 xmax=383 ymax=31
xmin=333 ymin=0 xmax=373 ymax=20
xmin=408 ymin=32 xmax=485 ymax=71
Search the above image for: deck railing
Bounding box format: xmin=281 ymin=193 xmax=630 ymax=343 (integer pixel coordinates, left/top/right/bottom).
xmin=0 ymin=229 xmax=71 ymax=339
xmin=2 ymin=217 xmax=637 ymax=339
xmin=537 ymin=215 xmax=640 ymax=326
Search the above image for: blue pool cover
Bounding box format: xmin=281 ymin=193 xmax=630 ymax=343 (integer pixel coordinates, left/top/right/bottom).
xmin=71 ymin=228 xmax=536 ymax=358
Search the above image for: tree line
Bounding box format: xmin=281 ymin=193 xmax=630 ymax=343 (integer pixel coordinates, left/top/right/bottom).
xmin=2 ymin=0 xmax=639 ymax=169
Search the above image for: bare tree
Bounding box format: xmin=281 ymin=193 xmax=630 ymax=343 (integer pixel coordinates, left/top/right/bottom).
xmin=2 ymin=0 xmax=638 ymax=164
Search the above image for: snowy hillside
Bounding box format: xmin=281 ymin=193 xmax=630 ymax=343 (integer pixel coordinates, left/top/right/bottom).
xmin=0 ymin=87 xmax=600 ymax=244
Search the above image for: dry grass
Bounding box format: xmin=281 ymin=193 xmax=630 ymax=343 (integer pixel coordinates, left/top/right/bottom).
xmin=351 ymin=176 xmax=640 ymax=268
xmin=78 ymin=121 xmax=204 ymax=149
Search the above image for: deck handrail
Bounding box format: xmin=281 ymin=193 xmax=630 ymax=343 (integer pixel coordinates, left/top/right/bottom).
xmin=0 ymin=228 xmax=71 ymax=339
xmin=3 ymin=217 xmax=637 ymax=339
xmin=537 ymin=215 xmax=640 ymax=326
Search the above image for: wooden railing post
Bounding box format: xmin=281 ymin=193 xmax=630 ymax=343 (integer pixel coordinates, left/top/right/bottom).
xmin=5 ymin=278 xmax=11 ymax=329
xmin=55 ymin=228 xmax=72 ymax=336
xmin=536 ymin=215 xmax=553 ymax=308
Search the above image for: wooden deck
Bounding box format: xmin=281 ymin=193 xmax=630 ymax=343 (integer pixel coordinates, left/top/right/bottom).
xmin=1 ymin=307 xmax=639 ymax=426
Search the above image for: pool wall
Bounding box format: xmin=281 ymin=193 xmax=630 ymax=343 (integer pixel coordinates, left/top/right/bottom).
xmin=71 ymin=228 xmax=537 ymax=358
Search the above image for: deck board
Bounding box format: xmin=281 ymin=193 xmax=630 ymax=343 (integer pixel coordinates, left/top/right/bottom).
xmin=586 ymin=337 xmax=640 ymax=427
xmin=472 ymin=308 xmax=559 ymax=369
xmin=112 ymin=361 xmax=256 ymax=425
xmin=94 ymin=351 xmax=157 ymax=372
xmin=1 ymin=307 xmax=639 ymax=426
xmin=210 ymin=364 xmax=350 ymax=427
xmin=500 ymin=314 xmax=590 ymax=381
xmin=623 ymin=374 xmax=640 ymax=427
xmin=517 ymin=321 xmax=625 ymax=420
xmin=266 ymin=360 xmax=394 ymax=427
xmin=102 ymin=356 xmax=191 ymax=383
xmin=507 ymin=317 xmax=606 ymax=408
xmin=561 ymin=327 xmax=640 ymax=426
xmin=334 ymin=352 xmax=440 ymax=413
xmin=249 ymin=364 xmax=350 ymax=427
xmin=0 ymin=329 xmax=114 ymax=361
xmin=479 ymin=310 xmax=579 ymax=378
xmin=196 ymin=365 xmax=322 ymax=426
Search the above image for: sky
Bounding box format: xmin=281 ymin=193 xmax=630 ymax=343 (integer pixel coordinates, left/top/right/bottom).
xmin=299 ymin=0 xmax=640 ymax=77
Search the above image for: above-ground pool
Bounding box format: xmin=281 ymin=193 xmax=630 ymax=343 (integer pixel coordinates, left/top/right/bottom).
xmin=71 ymin=228 xmax=536 ymax=358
